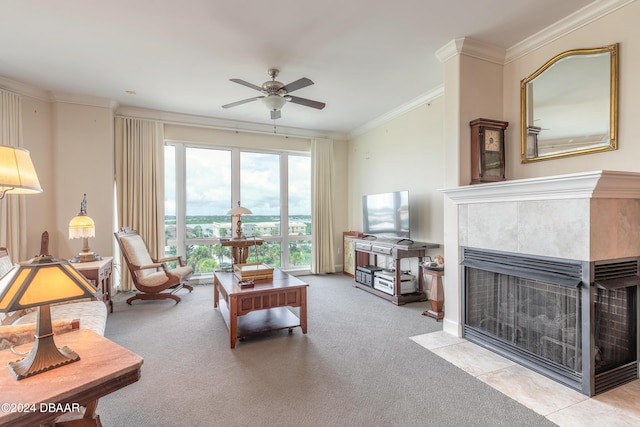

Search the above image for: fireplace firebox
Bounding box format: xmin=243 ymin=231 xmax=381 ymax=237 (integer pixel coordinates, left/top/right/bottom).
xmin=462 ymin=247 xmax=638 ymax=396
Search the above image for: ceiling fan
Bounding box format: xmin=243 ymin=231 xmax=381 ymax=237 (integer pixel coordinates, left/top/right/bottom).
xmin=222 ymin=68 xmax=326 ymax=120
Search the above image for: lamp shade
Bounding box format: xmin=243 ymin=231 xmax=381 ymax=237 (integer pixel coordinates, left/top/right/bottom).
xmin=261 ymin=94 xmax=287 ymax=111
xmin=0 ymin=145 xmax=42 ymax=198
xmin=0 ymin=255 xmax=99 ymax=380
xmin=0 ymin=256 xmax=99 ymax=312
xmin=69 ymin=214 xmax=96 ymax=239
xmin=68 ymin=193 xmax=95 ymax=239
xmin=227 ymin=203 xmax=252 ymax=216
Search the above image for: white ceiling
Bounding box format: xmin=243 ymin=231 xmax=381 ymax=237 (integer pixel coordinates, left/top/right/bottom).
xmin=0 ymin=0 xmax=597 ymax=135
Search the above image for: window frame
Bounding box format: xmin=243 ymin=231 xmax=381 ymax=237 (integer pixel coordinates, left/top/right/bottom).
xmin=165 ymin=141 xmax=311 ymax=274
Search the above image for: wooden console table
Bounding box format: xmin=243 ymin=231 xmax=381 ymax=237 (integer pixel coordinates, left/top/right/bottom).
xmin=422 ymin=268 xmax=444 ymax=320
xmin=221 ymin=238 xmax=264 ymax=265
xmin=214 ymin=269 xmax=308 ymax=348
xmin=352 ymin=238 xmax=439 ymax=305
xmin=0 ymin=329 xmax=143 ymax=427
xmin=73 ymin=257 xmax=113 ymax=313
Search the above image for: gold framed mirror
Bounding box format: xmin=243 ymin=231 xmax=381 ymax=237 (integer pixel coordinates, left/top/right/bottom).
xmin=520 ymin=44 xmax=618 ymax=163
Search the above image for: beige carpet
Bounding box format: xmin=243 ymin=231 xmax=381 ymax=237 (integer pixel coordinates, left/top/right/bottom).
xmin=99 ymin=274 xmax=555 ymax=427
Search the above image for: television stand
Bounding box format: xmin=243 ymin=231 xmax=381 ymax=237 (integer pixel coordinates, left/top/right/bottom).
xmin=351 ymin=238 xmax=440 ymax=305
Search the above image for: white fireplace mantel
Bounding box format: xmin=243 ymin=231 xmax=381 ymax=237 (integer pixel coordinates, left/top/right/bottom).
xmin=440 ymin=170 xmax=640 ymax=262
xmin=440 ymin=170 xmax=640 ymax=204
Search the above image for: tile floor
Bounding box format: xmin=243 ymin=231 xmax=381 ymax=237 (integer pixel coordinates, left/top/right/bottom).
xmin=411 ymin=331 xmax=640 ymax=427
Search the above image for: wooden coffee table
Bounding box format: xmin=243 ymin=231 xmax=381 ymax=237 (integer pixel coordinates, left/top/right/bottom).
xmin=214 ymin=269 xmax=308 ymax=348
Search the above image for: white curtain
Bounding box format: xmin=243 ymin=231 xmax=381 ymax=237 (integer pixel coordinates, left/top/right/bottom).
xmin=0 ymin=89 xmax=28 ymax=260
xmin=114 ymin=117 xmax=165 ymax=291
xmin=311 ymin=138 xmax=335 ymax=274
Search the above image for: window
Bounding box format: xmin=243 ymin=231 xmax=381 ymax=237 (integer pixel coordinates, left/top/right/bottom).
xmin=288 ymin=155 xmax=312 ymax=267
xmin=164 ymin=143 xmax=311 ymax=274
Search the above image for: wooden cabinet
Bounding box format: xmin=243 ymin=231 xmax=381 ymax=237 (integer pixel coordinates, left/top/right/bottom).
xmin=422 ymin=268 xmax=444 ymax=320
xmin=351 ymin=238 xmax=439 ymax=305
xmin=342 ymin=231 xmax=365 ymax=277
xmin=73 ymin=257 xmax=113 ymax=313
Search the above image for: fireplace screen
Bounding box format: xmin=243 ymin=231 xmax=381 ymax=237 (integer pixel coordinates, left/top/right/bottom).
xmin=594 ymin=286 xmax=637 ymax=374
xmin=465 ymin=268 xmax=581 ymax=373
xmin=462 ymin=248 xmax=639 ymax=395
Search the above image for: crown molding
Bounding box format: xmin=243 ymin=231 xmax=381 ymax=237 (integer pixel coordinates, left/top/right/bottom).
xmin=49 ymin=92 xmax=117 ymax=109
xmin=0 ymin=75 xmax=50 ymax=101
xmin=436 ymin=37 xmax=506 ymax=65
xmin=0 ymin=75 xmax=118 ymax=110
xmin=506 ymin=0 xmax=636 ymax=63
xmin=348 ymin=84 xmax=445 ymax=139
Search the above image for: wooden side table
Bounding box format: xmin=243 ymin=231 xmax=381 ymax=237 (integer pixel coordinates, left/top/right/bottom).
xmin=422 ymin=269 xmax=444 ymax=320
xmin=0 ymin=329 xmax=143 ymax=427
xmin=73 ymin=257 xmax=113 ymax=313
xmin=221 ymin=239 xmax=263 ymax=265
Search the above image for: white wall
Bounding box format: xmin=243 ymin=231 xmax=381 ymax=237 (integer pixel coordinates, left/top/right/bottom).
xmin=347 ymin=98 xmax=445 ymax=249
xmin=20 ymin=95 xmax=56 ymax=258
xmin=52 ymin=102 xmax=114 ymax=260
xmin=504 ymin=0 xmax=640 ymax=180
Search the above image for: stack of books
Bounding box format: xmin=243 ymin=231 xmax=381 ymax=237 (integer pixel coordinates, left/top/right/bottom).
xmin=233 ymin=263 xmax=274 ymax=281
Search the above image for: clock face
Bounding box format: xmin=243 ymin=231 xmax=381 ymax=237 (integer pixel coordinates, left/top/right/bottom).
xmin=484 ymin=129 xmax=501 ymax=151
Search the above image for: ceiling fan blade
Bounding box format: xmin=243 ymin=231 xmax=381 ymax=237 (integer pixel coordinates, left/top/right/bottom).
xmin=222 ymin=96 xmax=262 ymax=109
xmin=271 ymin=110 xmax=281 ymax=120
xmin=229 ymin=78 xmax=263 ymax=92
xmin=281 ymin=77 xmax=313 ymax=93
xmin=287 ymin=95 xmax=326 ymax=110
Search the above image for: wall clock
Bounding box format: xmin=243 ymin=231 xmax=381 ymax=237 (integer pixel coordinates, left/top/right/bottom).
xmin=470 ymin=118 xmax=509 ymax=184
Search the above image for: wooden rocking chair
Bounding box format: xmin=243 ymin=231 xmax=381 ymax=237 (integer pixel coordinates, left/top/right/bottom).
xmin=114 ymin=227 xmax=193 ymax=305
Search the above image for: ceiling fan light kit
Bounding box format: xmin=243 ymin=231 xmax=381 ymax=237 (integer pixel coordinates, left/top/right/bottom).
xmin=261 ymin=94 xmax=287 ymax=111
xmin=223 ymin=68 xmax=325 ymax=120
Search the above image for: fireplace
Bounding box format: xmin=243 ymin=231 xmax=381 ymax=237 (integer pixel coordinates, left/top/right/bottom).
xmin=462 ymin=247 xmax=638 ymax=395
xmin=441 ymin=171 xmax=640 ymax=396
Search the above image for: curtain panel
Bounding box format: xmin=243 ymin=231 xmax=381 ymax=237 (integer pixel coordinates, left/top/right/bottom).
xmin=114 ymin=117 xmax=165 ymax=291
xmin=311 ymin=138 xmax=335 ymax=274
xmin=0 ymin=89 xmax=28 ymax=260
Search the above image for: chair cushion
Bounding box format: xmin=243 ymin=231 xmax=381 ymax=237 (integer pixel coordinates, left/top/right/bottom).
xmin=170 ymin=265 xmax=193 ymax=280
xmin=120 ymin=234 xmax=155 ymax=278
xmin=137 ymin=270 xmax=175 ymax=288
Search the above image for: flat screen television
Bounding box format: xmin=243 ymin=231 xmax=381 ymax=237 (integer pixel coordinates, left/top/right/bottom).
xmin=362 ymin=190 xmax=410 ymax=240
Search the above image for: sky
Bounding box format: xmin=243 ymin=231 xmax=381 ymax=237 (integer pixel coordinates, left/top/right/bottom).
xmin=164 ymin=146 xmax=311 ymax=217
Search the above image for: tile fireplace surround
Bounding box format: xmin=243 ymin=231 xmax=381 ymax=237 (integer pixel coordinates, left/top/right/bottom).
xmin=441 ymin=170 xmax=640 ymax=396
xmin=443 ymin=170 xmax=640 ymax=261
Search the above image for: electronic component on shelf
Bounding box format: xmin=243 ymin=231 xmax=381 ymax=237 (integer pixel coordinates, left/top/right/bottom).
xmin=373 ymin=271 xmax=417 ymax=295
xmin=355 ymin=265 xmax=383 ymax=287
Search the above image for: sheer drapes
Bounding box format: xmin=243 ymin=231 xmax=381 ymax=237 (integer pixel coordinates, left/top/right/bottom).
xmin=114 ymin=117 xmax=165 ymax=291
xmin=0 ymin=89 xmax=28 ymax=260
xmin=311 ymin=138 xmax=335 ymax=274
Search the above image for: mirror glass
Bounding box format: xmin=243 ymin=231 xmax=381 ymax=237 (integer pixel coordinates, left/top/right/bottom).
xmin=520 ymin=44 xmax=618 ymax=162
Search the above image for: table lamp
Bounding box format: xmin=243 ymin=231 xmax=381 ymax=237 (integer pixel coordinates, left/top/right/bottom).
xmin=68 ymin=194 xmax=99 ymax=262
xmin=0 ymin=145 xmax=42 ymax=199
xmin=227 ymin=201 xmax=252 ymax=240
xmin=0 ymin=255 xmax=99 ymax=380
